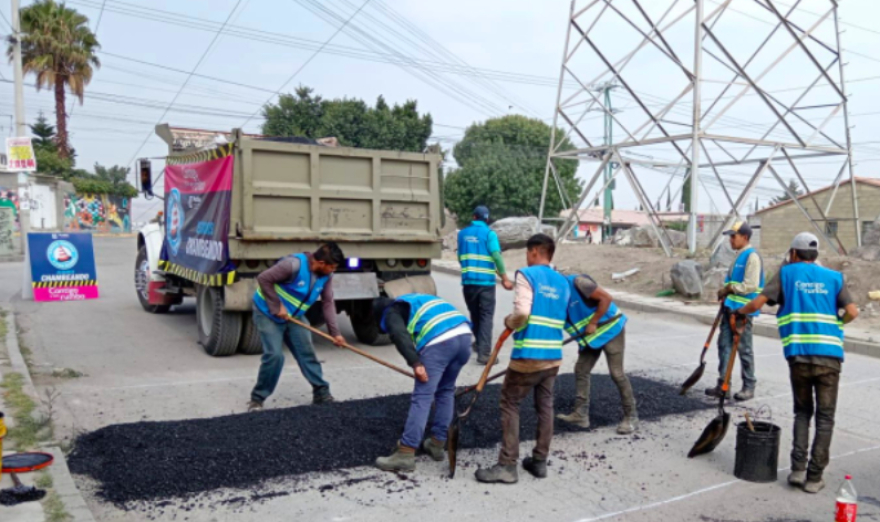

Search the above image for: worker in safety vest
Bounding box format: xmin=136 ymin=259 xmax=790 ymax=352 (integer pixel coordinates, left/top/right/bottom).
xmin=371 ymin=294 xmax=472 ymax=473
xmin=457 ymin=206 xmax=514 ymax=365
xmin=476 ymin=233 xmax=570 ymax=484
xmin=737 ymin=232 xmax=858 ymax=494
xmin=710 ymin=221 xmax=764 ymax=402
xmin=556 ymin=274 xmax=637 ymax=434
xmin=248 ymin=242 xmax=346 ymax=411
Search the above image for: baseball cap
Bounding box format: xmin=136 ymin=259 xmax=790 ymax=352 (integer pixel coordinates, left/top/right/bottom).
xmin=790 ymin=232 xmax=819 ymax=251
xmin=722 ymin=220 xmax=752 ymax=238
xmin=473 ymin=205 xmax=490 ymax=221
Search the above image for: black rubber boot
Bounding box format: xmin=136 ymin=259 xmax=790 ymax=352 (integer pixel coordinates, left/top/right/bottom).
xmin=522 ymin=457 xmax=547 ymax=478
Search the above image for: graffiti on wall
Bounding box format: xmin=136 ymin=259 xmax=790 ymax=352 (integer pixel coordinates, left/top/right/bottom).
xmin=0 ymin=187 xmax=21 ymax=231
xmin=64 ymin=193 xmax=131 ymax=233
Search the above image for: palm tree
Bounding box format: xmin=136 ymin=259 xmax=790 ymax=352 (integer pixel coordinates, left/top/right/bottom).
xmin=6 ymin=0 xmax=100 ymax=159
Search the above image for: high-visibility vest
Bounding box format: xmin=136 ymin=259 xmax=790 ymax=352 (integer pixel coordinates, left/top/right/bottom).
xmin=380 ymin=294 xmax=470 ymax=351
xmin=777 ymin=262 xmax=845 ymax=360
xmin=457 ymin=223 xmax=497 ymax=285
xmin=724 ymin=247 xmax=765 ymax=316
xmin=253 ymin=253 xmax=327 ymax=323
xmin=511 ymin=265 xmax=570 ymax=361
xmin=564 ymin=274 xmax=627 ymax=350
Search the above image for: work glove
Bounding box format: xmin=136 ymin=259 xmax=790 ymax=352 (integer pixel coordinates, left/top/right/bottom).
xmin=717 ymin=287 xmax=731 ymax=301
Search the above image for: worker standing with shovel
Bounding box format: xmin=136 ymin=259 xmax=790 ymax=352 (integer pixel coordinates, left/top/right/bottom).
xmin=371 ymin=294 xmax=472 ymax=473
xmin=710 ymin=221 xmax=764 ymax=402
xmin=556 ymin=274 xmax=637 ymax=434
xmin=247 ymin=243 xmax=347 ymax=411
xmin=736 ymin=232 xmax=858 ymax=494
xmin=476 ymin=234 xmax=570 ymax=484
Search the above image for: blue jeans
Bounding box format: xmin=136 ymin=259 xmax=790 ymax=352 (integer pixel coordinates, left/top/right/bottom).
xmin=250 ymin=307 xmax=330 ymax=403
xmin=717 ymin=308 xmax=756 ymax=390
xmin=400 ymin=334 xmax=471 ymax=448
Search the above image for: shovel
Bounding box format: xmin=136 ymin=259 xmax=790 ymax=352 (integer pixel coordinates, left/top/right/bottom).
xmin=286 ymin=316 xmax=415 ymax=379
xmin=688 ymin=314 xmax=744 ymax=458
xmin=447 ymin=328 xmax=513 ymax=478
xmin=679 ymin=304 xmax=725 ymax=395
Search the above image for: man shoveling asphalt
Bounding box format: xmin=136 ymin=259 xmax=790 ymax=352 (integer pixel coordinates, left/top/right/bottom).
xmin=247 ymin=242 xmax=346 ymax=411
xmin=556 ymin=273 xmax=638 ymax=435
xmin=475 ymin=234 xmax=570 ymax=484
xmin=371 ymin=294 xmax=472 ymax=473
xmin=709 ymin=221 xmax=764 ymax=402
xmin=737 ymin=232 xmax=858 ymax=494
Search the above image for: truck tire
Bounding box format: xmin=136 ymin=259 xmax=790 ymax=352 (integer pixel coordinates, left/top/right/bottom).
xmin=351 ymin=299 xmax=390 ymax=346
xmin=305 ymin=305 xmax=326 ymax=329
xmin=237 ymin=313 xmax=263 ymax=355
xmin=196 ymin=285 xmax=242 ymax=357
xmin=135 ymin=246 xmax=171 ymax=314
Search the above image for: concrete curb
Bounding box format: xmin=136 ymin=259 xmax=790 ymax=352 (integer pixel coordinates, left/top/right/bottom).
xmin=432 ymin=262 xmax=880 ymax=359
xmin=2 ymin=310 xmax=97 ymax=522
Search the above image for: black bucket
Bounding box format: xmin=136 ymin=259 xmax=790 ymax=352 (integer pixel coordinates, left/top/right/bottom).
xmin=734 ymin=421 xmax=781 ymax=483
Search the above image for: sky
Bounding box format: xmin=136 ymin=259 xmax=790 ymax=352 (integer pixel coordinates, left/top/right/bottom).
xmin=1 ymin=0 xmax=879 ymax=227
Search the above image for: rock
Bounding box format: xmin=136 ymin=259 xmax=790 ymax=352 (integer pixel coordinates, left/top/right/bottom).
xmin=490 ymin=217 xmax=556 ymax=251
xmin=851 ymin=244 xmax=880 ymax=262
xmin=670 ymin=260 xmax=703 ymax=298
xmin=862 ymin=216 xmax=880 ymax=245
xmin=441 ymin=208 xmax=458 ymax=237
xmin=613 ymin=228 xmax=633 ymax=246
xmin=616 ymin=225 xmax=686 ymax=249
xmin=701 ymin=267 xmax=727 ymax=301
xmin=442 ymin=230 xmax=458 ymax=252
xmin=710 ymin=240 xmax=738 ymax=269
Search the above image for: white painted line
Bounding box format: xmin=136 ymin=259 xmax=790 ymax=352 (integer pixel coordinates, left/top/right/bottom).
xmin=572 ymin=443 xmax=880 ymax=522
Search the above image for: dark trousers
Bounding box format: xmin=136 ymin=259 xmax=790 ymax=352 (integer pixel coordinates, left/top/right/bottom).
xmin=463 ymin=285 xmax=496 ymax=358
xmin=717 ymin=309 xmax=756 ymax=390
xmin=790 ymin=363 xmax=839 ymax=481
xmin=498 ymin=367 xmax=559 ymax=465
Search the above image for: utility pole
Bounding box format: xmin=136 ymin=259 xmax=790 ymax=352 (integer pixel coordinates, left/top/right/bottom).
xmin=11 ymin=0 xmax=33 ymax=299
xmin=587 ymin=81 xmax=619 ymax=241
xmin=688 ymin=0 xmax=703 ymax=255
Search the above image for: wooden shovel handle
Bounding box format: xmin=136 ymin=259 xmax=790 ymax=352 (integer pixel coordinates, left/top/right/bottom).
xmin=286 ymin=316 xmax=415 ymax=379
xmin=704 ymin=305 xmax=725 ymax=351
xmin=721 ymin=314 xmax=740 ymax=393
xmin=475 ymin=329 xmax=513 ymax=394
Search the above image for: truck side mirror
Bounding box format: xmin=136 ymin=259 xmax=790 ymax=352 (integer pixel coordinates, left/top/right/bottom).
xmin=139 ymin=158 xmax=153 ymax=197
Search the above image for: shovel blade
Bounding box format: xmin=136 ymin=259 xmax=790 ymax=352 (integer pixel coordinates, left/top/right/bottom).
xmin=447 ymin=416 xmax=461 ymax=478
xmin=688 ymin=412 xmax=731 ymax=458
xmin=679 ymin=362 xmax=707 ymax=395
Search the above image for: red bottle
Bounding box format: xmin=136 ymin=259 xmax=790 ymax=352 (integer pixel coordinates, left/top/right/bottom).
xmin=835 ymin=475 xmax=858 ymax=522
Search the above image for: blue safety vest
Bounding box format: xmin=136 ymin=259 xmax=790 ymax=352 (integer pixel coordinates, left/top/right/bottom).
xmin=458 ymin=223 xmax=497 ymax=285
xmin=512 ymin=265 xmax=570 ymax=361
xmin=253 ymin=253 xmax=328 ymax=324
xmin=777 ymin=263 xmax=845 ymax=361
xmin=564 ymin=274 xmax=627 ymax=351
xmin=724 ymin=247 xmax=765 ymax=317
xmin=380 ymin=294 xmax=470 ymax=351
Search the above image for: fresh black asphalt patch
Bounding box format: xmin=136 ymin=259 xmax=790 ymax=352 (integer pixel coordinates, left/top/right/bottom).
xmin=68 ymin=373 xmax=710 ymax=504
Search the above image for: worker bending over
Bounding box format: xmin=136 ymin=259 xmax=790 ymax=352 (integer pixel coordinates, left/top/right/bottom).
xmin=476 ymin=233 xmax=570 ymax=484
xmin=458 ymin=205 xmax=514 ymax=365
xmin=738 ymin=232 xmax=858 ymax=494
xmin=711 ymin=221 xmax=764 ymax=401
xmin=248 ymin=242 xmax=346 ymax=411
xmin=373 ymin=294 xmax=472 ymax=472
xmin=557 ymin=274 xmax=638 ymax=434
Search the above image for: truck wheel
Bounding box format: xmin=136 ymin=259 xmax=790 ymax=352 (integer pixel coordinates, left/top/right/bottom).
xmin=196 ymin=285 xmax=242 ymax=357
xmin=135 ymin=246 xmax=171 ymax=314
xmin=305 ymin=305 xmax=326 ymax=329
xmin=237 ymin=313 xmax=263 ymax=355
xmin=351 ymin=299 xmax=390 ymax=346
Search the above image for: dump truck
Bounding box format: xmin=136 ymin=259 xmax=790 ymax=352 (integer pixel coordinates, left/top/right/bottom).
xmin=134 ymin=125 xmax=444 ymax=356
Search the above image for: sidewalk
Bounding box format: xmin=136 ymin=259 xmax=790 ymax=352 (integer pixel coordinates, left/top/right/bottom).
xmin=433 ymin=259 xmax=880 ymax=359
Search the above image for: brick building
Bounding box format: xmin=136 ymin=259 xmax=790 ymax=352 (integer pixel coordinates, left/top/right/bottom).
xmin=754 ymin=177 xmax=880 ymax=253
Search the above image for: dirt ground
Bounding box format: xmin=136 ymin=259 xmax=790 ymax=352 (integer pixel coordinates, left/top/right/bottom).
xmin=442 ymin=242 xmax=880 ymax=328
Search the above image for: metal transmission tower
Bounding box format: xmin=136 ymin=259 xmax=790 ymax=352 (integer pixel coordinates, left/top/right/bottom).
xmin=539 ymin=0 xmax=860 ymax=256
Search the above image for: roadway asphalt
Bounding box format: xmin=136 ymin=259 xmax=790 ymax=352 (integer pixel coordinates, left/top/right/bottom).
xmin=4 ymin=236 xmax=880 ymax=522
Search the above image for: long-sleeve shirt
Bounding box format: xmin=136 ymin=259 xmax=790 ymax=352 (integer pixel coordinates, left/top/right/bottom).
xmin=383 ymin=302 xmax=472 ymax=367
xmin=256 ymin=252 xmax=341 ymax=337
xmin=505 ymin=269 xmax=563 ymax=374
xmin=727 ymin=245 xmax=762 ymax=295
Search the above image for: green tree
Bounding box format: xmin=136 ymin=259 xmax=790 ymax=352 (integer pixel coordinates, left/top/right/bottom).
xmin=771 ymin=178 xmax=804 ymax=205
xmin=94 ymin=163 xmax=130 ymax=187
xmin=443 ymin=115 xmax=580 ymax=222
xmin=29 ymin=112 xmax=72 ymax=176
xmin=7 ymin=0 xmax=100 ymax=159
xmin=681 ymin=169 xmax=692 ymax=212
xmin=261 ymin=86 xmax=433 ymax=152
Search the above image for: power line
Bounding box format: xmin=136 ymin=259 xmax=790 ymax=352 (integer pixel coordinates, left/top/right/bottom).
xmin=125 ymin=0 xmax=245 ymax=170
xmin=93 ymin=0 xmax=108 ymax=34
xmin=240 ymin=0 xmax=372 ymax=128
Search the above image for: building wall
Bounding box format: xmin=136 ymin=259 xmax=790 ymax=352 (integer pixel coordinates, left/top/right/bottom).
xmin=757 ymin=182 xmax=880 ymax=253
xmin=63 ymin=192 xmax=132 ymax=233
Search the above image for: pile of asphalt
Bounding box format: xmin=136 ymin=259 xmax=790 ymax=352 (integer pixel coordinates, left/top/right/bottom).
xmin=68 ymin=373 xmax=709 ymax=504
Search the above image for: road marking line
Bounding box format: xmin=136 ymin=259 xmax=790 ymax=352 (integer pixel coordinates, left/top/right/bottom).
xmin=572 ymin=443 xmax=880 ymax=522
